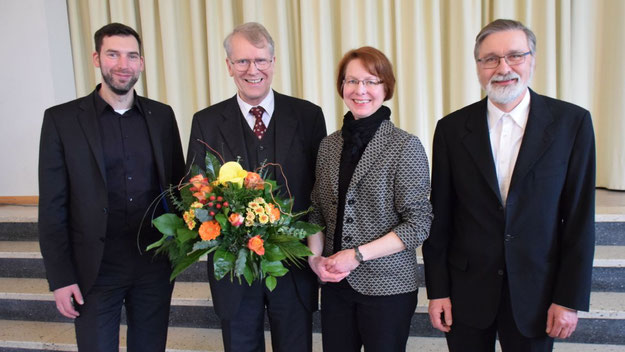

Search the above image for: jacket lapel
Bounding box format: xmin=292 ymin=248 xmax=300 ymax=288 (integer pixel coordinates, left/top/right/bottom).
xmin=507 ymin=89 xmax=555 ymax=204
xmin=217 ymin=96 xmax=250 ymax=168
xmin=139 ymin=97 xmax=168 ymax=188
xmin=77 ymin=91 xmax=107 ymax=186
xmin=273 ymin=92 xmax=298 ymax=175
xmin=462 ymin=98 xmax=502 ymax=203
xmin=349 ymin=120 xmax=394 ymax=189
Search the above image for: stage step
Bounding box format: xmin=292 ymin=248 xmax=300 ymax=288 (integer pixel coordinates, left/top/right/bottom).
xmin=0 ymin=188 xmax=623 ymax=350
xmin=0 ymin=320 xmax=624 ymax=352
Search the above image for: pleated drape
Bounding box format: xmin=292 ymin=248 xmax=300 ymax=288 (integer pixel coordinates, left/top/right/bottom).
xmin=66 ymin=0 xmax=625 ymax=190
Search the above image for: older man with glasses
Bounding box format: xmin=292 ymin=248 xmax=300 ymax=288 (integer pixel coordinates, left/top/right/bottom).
xmin=423 ymin=19 xmax=595 ymax=352
xmin=186 ymin=22 xmax=326 ymax=352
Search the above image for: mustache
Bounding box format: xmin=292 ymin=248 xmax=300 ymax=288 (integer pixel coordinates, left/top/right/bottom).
xmin=490 ymin=72 xmax=520 ymax=84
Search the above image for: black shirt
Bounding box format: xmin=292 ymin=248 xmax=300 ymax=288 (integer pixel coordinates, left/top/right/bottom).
xmin=94 ymin=87 xmax=162 ymax=259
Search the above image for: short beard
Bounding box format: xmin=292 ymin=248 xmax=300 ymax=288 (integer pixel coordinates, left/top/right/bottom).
xmin=101 ymin=71 xmax=139 ymax=96
xmin=484 ymin=71 xmax=531 ymax=105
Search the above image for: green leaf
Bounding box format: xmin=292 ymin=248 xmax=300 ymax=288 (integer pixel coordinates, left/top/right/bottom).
xmin=235 ymin=248 xmax=249 ymax=277
xmin=193 ymin=239 xmax=219 ymax=250
xmin=176 ymin=227 xmax=198 ymax=244
xmin=277 ymin=241 xmax=313 ymax=257
xmin=213 ymin=249 xmax=235 ymax=280
xmin=146 ymin=233 xmax=170 ymax=251
xmin=214 ymin=213 xmax=228 ymax=228
xmin=195 ymin=208 xmax=210 ymax=222
xmin=170 ymin=248 xmax=210 ymax=281
xmin=205 ymin=152 xmax=222 ymax=181
xmin=263 ymin=243 xmax=286 ymax=261
xmin=190 ymin=165 xmax=204 ymax=178
xmin=265 ymin=276 xmax=277 ymax=291
xmin=261 ymin=260 xmax=288 ymax=277
xmin=292 ymin=221 xmax=324 ymax=236
xmin=180 ymin=185 xmax=195 ymax=207
xmin=243 ymin=263 xmax=254 ymax=286
xmin=152 ymin=214 xmax=184 ymax=237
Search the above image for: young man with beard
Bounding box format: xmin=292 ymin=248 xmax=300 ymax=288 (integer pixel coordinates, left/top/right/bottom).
xmin=38 ymin=23 xmax=185 ymax=351
xmin=423 ymin=19 xmax=595 ymax=351
xmin=186 ymin=22 xmax=326 ymax=352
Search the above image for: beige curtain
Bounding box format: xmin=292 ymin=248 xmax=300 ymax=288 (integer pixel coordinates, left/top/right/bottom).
xmin=67 ymin=0 xmax=625 ymax=190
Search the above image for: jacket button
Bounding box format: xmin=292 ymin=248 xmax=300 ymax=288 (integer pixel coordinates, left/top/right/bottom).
xmin=344 ymin=236 xmax=352 ymax=242
xmin=504 ymin=234 xmax=514 ymax=241
xmin=99 ymin=237 xmax=105 ymax=243
xmin=497 ymin=269 xmax=504 ymax=276
xmin=102 ymin=208 xmax=108 ymax=214
xmin=345 ymin=217 xmax=353 ymax=224
xmin=259 ymin=145 xmax=265 ymax=151
xmin=347 ymin=199 xmax=355 ymax=205
xmin=498 ymin=205 xmax=504 ymax=211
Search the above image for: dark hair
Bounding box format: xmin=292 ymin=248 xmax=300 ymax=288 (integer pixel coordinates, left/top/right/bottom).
xmin=474 ymin=19 xmax=536 ymax=60
xmin=94 ymin=23 xmax=142 ymax=54
xmin=224 ymin=22 xmax=275 ymax=57
xmin=336 ymin=46 xmax=396 ymax=101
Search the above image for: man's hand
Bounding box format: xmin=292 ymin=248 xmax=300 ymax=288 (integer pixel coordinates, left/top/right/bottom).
xmin=428 ymin=297 xmax=453 ymax=332
xmin=308 ymin=255 xmax=350 ymax=282
xmin=53 ymin=284 xmax=83 ymax=319
xmin=546 ymin=303 xmax=578 ymax=338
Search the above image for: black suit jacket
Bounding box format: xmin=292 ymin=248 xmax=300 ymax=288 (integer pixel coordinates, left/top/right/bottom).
xmin=423 ymin=89 xmax=595 ymax=337
xmin=38 ymin=88 xmax=185 ymax=293
xmin=187 ymin=91 xmax=326 ymax=320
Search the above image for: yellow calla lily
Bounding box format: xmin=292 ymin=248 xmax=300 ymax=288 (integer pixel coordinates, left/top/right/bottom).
xmin=216 ymin=161 xmax=249 ymax=186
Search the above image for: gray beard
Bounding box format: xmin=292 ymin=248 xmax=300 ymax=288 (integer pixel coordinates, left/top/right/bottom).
xmin=484 ymin=71 xmax=532 ymax=105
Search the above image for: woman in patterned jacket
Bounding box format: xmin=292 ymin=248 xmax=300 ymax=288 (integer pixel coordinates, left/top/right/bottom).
xmin=307 ymin=46 xmax=433 ymax=351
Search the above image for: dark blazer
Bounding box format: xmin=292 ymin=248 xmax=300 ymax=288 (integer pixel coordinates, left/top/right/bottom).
xmin=186 ymin=91 xmax=327 ymax=319
xmin=38 ymin=88 xmax=185 ymax=293
xmin=423 ymin=89 xmax=595 ymax=337
xmin=309 ymin=120 xmax=432 ymax=296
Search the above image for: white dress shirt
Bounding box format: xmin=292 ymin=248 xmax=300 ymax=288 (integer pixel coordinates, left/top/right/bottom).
xmin=487 ymin=89 xmax=530 ymax=205
xmin=236 ymin=90 xmax=275 ymax=130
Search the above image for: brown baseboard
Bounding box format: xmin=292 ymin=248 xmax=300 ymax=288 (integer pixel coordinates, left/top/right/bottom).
xmin=0 ymin=196 xmax=39 ymax=205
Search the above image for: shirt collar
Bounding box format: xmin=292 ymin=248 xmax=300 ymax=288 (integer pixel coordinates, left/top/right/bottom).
xmin=236 ymin=90 xmax=275 ymax=118
xmin=487 ymin=88 xmax=531 ymax=130
xmin=94 ymin=83 xmax=143 ymax=117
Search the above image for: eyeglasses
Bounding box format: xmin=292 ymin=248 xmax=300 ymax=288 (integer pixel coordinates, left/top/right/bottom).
xmin=477 ymin=51 xmax=532 ymax=69
xmin=343 ymin=79 xmax=384 ymax=88
xmin=229 ymin=58 xmax=273 ymax=71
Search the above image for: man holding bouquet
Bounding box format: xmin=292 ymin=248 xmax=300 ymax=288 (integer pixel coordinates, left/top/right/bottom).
xmin=187 ymin=22 xmax=327 ymax=352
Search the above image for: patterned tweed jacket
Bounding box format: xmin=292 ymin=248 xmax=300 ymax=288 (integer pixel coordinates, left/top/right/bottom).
xmin=310 ymin=120 xmax=433 ymax=296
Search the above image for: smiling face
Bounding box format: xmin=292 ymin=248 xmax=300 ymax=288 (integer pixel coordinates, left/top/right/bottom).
xmin=93 ymin=35 xmax=144 ymax=96
xmin=342 ymin=59 xmax=385 ymax=120
xmin=226 ymin=33 xmax=275 ymax=106
xmin=477 ymin=29 xmax=534 ymax=112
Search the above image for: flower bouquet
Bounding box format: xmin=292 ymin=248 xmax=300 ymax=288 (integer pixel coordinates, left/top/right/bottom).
xmin=146 ymin=150 xmax=322 ymax=291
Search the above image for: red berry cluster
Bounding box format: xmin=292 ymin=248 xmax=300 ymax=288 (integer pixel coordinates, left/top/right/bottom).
xmin=206 ymin=195 xmax=229 ymax=216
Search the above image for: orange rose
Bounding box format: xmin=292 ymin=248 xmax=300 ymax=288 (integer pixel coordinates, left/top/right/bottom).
xmin=244 ymin=172 xmax=264 ymax=190
xmin=228 ymin=213 xmax=244 ymax=227
xmin=198 ymin=220 xmax=221 ymax=241
xmin=248 ymin=235 xmax=265 ymax=255
xmin=189 ymin=174 xmax=208 ymax=190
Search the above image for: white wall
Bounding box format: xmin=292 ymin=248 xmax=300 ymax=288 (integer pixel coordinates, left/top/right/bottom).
xmin=0 ymin=0 xmax=76 ymax=196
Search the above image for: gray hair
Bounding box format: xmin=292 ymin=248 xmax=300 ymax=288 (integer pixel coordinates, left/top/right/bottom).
xmin=223 ymin=22 xmax=275 ymax=57
xmin=474 ymin=19 xmax=537 ymax=60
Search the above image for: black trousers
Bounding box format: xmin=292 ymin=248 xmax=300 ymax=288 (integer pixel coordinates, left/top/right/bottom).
xmin=74 ymin=252 xmax=173 ymax=352
xmin=445 ymin=278 xmax=554 ymax=352
xmin=220 ymin=271 xmax=312 ymax=352
xmin=320 ymin=282 xmax=418 ymax=352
